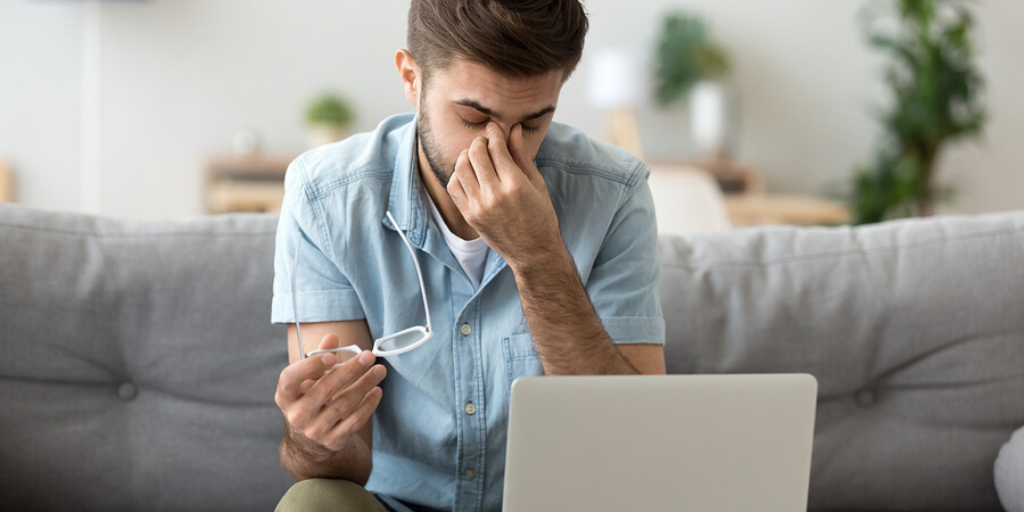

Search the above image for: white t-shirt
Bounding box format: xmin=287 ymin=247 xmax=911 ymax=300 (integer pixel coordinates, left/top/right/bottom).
xmin=425 ymin=193 xmax=490 ymax=289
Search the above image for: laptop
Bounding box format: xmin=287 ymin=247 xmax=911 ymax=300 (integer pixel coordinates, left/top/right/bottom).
xmin=502 ymin=374 xmax=818 ymax=512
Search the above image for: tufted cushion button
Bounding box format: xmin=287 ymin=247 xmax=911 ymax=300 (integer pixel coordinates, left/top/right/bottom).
xmin=117 ymin=382 xmax=138 ymax=401
xmin=854 ymin=388 xmax=876 ymax=407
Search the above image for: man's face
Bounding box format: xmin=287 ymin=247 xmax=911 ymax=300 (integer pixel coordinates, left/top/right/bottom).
xmin=416 ymin=58 xmax=563 ymax=189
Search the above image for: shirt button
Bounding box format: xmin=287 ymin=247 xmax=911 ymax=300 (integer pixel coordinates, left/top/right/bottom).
xmin=464 ymin=468 xmax=476 ymax=479
xmin=460 ymin=324 xmax=472 ymax=336
xmin=464 ymin=402 xmax=477 ymax=415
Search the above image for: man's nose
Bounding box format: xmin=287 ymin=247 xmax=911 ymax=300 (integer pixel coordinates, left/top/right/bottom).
xmin=488 ymin=123 xmax=516 ymax=143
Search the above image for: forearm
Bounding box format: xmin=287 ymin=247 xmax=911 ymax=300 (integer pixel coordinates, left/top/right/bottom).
xmin=511 ymin=243 xmax=639 ymax=376
xmin=279 ymin=420 xmax=373 ymax=485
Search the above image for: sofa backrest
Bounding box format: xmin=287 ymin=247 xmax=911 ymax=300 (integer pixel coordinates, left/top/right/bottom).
xmin=0 ymin=204 xmax=291 ymax=511
xmin=658 ymin=211 xmax=1024 ymax=511
xmin=2 ymin=203 xmax=1022 ymax=511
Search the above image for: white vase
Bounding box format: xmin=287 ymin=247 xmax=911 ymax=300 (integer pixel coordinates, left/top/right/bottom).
xmin=689 ymin=80 xmax=739 ymax=160
xmin=307 ymin=125 xmax=349 ymax=149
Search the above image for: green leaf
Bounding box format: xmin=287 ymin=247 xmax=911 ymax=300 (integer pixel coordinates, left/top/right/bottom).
xmin=653 ymin=11 xmax=731 ymax=106
xmin=850 ymin=0 xmax=984 ymax=223
xmin=306 ymin=93 xmax=355 ymax=127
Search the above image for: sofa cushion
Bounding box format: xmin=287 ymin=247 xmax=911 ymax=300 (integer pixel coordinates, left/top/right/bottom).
xmin=0 ymin=204 xmax=291 ymax=511
xmin=657 ymin=211 xmax=1024 ymax=511
xmin=996 ymin=425 xmax=1024 ymax=512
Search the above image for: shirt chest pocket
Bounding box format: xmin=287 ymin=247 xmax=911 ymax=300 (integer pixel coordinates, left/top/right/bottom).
xmin=502 ymin=332 xmax=543 ymax=391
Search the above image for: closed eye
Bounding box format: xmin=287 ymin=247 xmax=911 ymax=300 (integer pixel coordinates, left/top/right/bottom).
xmin=460 ymin=118 xmax=541 ymax=134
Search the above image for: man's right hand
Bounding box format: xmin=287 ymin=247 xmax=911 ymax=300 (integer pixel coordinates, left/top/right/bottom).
xmin=275 ymin=333 xmax=387 ymax=453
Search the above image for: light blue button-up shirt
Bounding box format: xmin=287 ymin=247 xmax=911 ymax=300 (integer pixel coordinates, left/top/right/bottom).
xmin=271 ymin=113 xmax=664 ymax=512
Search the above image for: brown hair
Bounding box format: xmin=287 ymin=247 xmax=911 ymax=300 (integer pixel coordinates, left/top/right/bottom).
xmin=407 ymin=0 xmax=589 ymax=84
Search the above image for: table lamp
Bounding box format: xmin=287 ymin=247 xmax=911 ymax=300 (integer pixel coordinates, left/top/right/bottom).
xmin=585 ymin=47 xmax=647 ymax=159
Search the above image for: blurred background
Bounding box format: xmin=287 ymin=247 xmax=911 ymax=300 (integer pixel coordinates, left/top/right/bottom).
xmin=1 ymin=0 xmax=1021 ymax=231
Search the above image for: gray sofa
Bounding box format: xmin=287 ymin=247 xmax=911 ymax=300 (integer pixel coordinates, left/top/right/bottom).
xmin=1 ymin=202 xmax=1022 ymax=511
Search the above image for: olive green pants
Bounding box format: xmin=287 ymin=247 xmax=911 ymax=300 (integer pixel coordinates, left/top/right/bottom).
xmin=275 ymin=479 xmax=391 ymax=512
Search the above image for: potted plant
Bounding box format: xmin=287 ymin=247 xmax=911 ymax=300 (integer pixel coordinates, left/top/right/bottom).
xmin=850 ymin=0 xmax=986 ymax=224
xmin=305 ymin=93 xmax=356 ymax=148
xmin=654 ymin=11 xmax=734 ymax=160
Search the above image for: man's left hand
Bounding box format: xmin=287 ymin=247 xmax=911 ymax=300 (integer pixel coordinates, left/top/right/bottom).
xmin=446 ymin=122 xmax=563 ymax=271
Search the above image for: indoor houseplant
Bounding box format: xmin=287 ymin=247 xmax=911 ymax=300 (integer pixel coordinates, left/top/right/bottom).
xmin=305 ymin=93 xmax=356 ymax=148
xmin=653 ymin=11 xmax=734 ymax=159
xmin=850 ymin=0 xmax=986 ymax=224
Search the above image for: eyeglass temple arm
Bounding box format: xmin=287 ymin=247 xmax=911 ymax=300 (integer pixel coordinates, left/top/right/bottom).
xmin=386 ymin=211 xmax=432 ymax=332
xmin=291 ymin=231 xmax=308 ymax=358
xmin=292 ymin=213 xmax=431 ymax=362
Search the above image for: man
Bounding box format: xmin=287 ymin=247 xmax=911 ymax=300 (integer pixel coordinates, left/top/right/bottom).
xmin=272 ymin=1 xmax=665 ymax=511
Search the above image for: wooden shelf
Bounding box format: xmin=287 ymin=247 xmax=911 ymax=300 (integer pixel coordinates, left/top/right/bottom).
xmin=724 ymin=194 xmax=851 ymax=227
xmin=207 ymin=154 xmax=294 ymax=179
xmin=207 ymin=181 xmax=286 ymax=214
xmin=204 ymin=152 xmax=296 ymax=214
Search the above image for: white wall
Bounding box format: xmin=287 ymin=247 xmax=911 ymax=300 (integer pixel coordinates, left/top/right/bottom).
xmin=2 ymin=0 xmax=1022 ymax=219
xmin=0 ymin=0 xmax=83 ymax=212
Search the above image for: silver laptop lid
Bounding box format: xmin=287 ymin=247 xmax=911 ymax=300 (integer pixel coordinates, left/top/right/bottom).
xmin=502 ymin=374 xmax=817 ymax=512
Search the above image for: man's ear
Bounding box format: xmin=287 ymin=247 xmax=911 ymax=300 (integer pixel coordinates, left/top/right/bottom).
xmin=395 ymin=49 xmax=421 ymax=108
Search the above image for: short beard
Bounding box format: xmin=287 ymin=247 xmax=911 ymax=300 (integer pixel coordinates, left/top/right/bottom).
xmin=415 ymin=102 xmax=455 ymax=190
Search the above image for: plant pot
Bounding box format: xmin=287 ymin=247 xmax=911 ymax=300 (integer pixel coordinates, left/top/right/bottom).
xmin=306 ymin=124 xmax=350 ymax=149
xmin=689 ymin=80 xmax=739 ymax=160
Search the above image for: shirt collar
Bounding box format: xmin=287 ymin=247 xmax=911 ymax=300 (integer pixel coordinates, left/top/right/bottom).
xmin=383 ymin=115 xmax=429 ymax=247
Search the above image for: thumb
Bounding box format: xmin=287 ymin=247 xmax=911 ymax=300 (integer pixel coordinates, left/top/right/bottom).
xmin=317 ymin=333 xmax=342 ymax=370
xmin=300 ymin=334 xmax=341 ymax=390
xmin=319 ymin=333 xmax=340 ymax=351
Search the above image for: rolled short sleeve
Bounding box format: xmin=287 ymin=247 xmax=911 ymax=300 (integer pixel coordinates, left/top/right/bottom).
xmin=585 ymin=163 xmax=666 ymax=345
xmin=271 ymin=159 xmax=364 ymax=324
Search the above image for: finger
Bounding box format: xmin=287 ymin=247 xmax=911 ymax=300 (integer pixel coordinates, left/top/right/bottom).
xmin=447 ymin=171 xmax=467 ymax=205
xmin=318 ymin=363 xmax=387 ymax=429
xmin=315 ymin=334 xmax=345 ymax=375
xmin=327 ymin=386 xmax=383 ymax=444
xmin=509 ymin=124 xmax=542 ymax=187
xmin=301 ymin=350 xmax=377 ymax=410
xmin=484 ymin=122 xmax=518 ymax=182
xmin=282 ymin=333 xmax=340 ymax=398
xmin=316 ymin=349 xmax=377 ymax=402
xmin=455 ymin=147 xmax=481 ymax=198
xmin=468 ymin=135 xmax=500 ymax=186
xmin=460 ymin=146 xmax=483 ymax=197
xmin=281 ymin=350 xmax=369 ymax=434
xmin=278 ymin=348 xmax=341 ymax=404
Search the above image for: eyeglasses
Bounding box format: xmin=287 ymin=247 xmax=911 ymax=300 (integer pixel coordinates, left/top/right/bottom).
xmin=290 ymin=210 xmax=433 ymax=369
